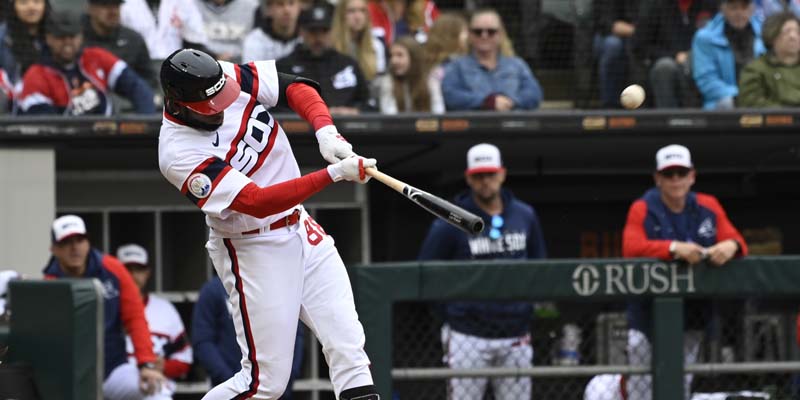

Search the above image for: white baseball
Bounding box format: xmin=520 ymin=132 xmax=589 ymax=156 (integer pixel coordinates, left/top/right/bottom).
xmin=620 ymin=84 xmax=645 ymax=109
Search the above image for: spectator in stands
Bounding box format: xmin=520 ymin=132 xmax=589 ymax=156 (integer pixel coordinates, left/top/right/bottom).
xmin=120 ymin=0 xmax=210 ymax=60
xmin=631 ymin=0 xmax=717 ymax=108
xmin=84 ymin=0 xmax=157 ymax=89
xmin=419 ymin=143 xmax=547 ymax=400
xmin=593 ymin=0 xmax=639 ymax=108
xmin=376 ymin=35 xmax=443 ymax=113
xmin=332 ymin=0 xmax=386 ymax=84
xmin=196 ymin=0 xmax=259 ymax=62
xmin=193 ymin=275 xmax=305 ymax=399
xmin=242 ymin=0 xmax=301 ymax=62
xmin=441 ymin=8 xmax=542 ymax=111
xmin=0 ymin=0 xmax=50 ymax=111
xmin=276 ymin=1 xmax=373 ymax=114
xmin=118 ymin=244 xmax=193 ymax=399
xmin=753 ymin=0 xmax=800 ymax=23
xmin=422 ymin=12 xmax=466 ymax=112
xmin=17 ymin=9 xmax=155 ymax=115
xmin=44 ymin=215 xmax=166 ymax=399
xmin=622 ymin=144 xmax=748 ymax=400
xmin=368 ymin=0 xmax=438 ymax=45
xmin=693 ymin=0 xmax=766 ymax=109
xmin=738 ymin=12 xmax=800 ymax=107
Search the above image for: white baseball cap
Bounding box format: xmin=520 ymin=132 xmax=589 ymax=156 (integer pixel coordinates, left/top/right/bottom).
xmin=51 ymin=215 xmax=87 ymax=243
xmin=117 ymin=244 xmax=148 ymax=266
xmin=656 ymin=144 xmax=693 ymax=171
xmin=466 ymin=143 xmax=504 ymax=175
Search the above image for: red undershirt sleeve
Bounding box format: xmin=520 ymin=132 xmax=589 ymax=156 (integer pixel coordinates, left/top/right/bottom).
xmin=229 ymin=169 xmax=333 ymax=218
xmin=286 ymin=82 xmax=334 ymax=130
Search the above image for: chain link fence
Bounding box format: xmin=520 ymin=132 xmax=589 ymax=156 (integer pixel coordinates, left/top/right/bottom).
xmin=391 ymin=298 xmax=800 ymax=400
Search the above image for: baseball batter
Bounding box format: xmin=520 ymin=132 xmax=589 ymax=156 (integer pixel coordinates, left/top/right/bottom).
xmin=157 ymin=49 xmax=378 ymax=400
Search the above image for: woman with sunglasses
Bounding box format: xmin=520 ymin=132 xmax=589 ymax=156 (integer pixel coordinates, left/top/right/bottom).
xmin=418 ymin=143 xmax=547 ymax=400
xmin=622 ymin=144 xmax=748 ymax=400
xmin=440 ymin=8 xmax=541 ymax=111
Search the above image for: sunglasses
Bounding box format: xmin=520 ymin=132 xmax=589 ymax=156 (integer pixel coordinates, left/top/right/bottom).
xmin=489 ymin=215 xmax=504 ymax=240
xmin=470 ymin=28 xmax=499 ymax=37
xmin=659 ymin=168 xmax=691 ymax=178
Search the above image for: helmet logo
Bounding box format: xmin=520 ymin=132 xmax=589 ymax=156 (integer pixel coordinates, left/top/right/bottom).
xmin=205 ymin=75 xmax=226 ymax=97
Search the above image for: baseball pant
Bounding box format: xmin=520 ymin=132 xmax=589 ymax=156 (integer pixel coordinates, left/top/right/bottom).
xmin=442 ymin=324 xmax=533 ymax=400
xmin=202 ymin=208 xmax=372 ymax=400
xmin=103 ymin=363 xmax=174 ymax=400
xmin=626 ymin=328 xmax=702 ymax=400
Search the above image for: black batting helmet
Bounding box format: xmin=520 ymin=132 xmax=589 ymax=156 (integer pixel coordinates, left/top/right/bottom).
xmin=160 ymin=49 xmax=241 ymax=115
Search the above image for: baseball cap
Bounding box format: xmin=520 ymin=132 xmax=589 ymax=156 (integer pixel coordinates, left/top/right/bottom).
xmin=298 ymin=2 xmax=333 ymax=30
xmin=656 ymin=144 xmax=693 ymax=171
xmin=465 ymin=143 xmax=503 ymax=175
xmin=46 ymin=9 xmax=83 ymax=37
xmin=51 ymin=215 xmax=87 ymax=243
xmin=117 ymin=244 xmax=148 ymax=267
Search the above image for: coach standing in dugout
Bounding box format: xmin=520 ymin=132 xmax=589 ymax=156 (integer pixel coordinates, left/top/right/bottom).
xmin=418 ymin=143 xmax=547 ymax=400
xmin=622 ymin=144 xmax=748 ymax=400
xmin=43 ymin=215 xmax=167 ymax=399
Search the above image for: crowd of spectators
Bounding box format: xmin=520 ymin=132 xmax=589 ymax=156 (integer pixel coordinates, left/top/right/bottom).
xmin=2 ymin=0 xmax=800 ymax=115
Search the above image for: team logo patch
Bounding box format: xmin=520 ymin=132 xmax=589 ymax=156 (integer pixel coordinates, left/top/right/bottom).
xmin=188 ymin=173 xmax=213 ymax=198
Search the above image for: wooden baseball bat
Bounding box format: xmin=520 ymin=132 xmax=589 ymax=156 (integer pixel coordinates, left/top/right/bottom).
xmin=365 ymin=168 xmax=485 ymax=235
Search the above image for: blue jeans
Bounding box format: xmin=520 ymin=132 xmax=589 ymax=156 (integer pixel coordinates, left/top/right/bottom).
xmin=594 ymin=34 xmax=628 ymax=108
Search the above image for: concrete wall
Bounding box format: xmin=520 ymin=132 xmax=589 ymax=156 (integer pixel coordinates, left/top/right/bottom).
xmin=0 ymin=149 xmax=55 ymax=277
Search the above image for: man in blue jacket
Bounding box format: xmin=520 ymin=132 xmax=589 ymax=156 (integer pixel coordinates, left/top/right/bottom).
xmin=418 ymin=143 xmax=547 ymax=400
xmin=693 ymin=0 xmax=765 ymax=109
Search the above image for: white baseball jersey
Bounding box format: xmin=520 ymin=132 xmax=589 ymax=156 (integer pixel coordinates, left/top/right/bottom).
xmin=159 ymin=60 xmax=301 ymax=234
xmin=125 ymin=295 xmax=193 ymax=365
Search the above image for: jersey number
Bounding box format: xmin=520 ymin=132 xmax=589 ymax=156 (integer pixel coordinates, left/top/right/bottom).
xmin=304 ymin=217 xmax=326 ymax=246
xmin=230 ymin=105 xmax=272 ymax=175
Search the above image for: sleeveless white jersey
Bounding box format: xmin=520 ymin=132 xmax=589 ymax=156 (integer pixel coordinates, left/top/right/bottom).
xmin=125 ymin=295 xmax=192 ymax=364
xmin=159 ymin=60 xmax=302 ymax=234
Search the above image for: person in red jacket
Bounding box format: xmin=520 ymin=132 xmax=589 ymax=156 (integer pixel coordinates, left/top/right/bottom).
xmin=621 ymin=144 xmax=748 ymax=400
xmin=44 ymin=215 xmax=167 ymax=399
xmin=16 ymin=9 xmax=154 ymax=115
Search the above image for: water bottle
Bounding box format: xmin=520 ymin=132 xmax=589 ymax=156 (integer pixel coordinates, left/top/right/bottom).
xmin=557 ymin=323 xmax=582 ymax=366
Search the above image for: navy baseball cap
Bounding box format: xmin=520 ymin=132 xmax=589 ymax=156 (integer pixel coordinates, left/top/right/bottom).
xmin=299 ymin=2 xmax=333 ymax=29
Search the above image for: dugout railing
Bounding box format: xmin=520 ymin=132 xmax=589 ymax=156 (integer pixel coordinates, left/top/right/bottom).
xmin=353 ymin=257 xmax=800 ymax=399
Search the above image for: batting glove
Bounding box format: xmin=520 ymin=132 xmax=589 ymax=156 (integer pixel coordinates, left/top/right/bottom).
xmin=316 ymin=125 xmax=354 ymax=164
xmin=327 ymin=155 xmax=376 ymax=184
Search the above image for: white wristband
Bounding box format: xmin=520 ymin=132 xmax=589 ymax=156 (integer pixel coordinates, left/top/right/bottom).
xmin=326 ymin=164 xmax=344 ymax=182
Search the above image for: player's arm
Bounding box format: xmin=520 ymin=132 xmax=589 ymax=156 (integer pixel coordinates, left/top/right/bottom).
xmin=102 ymin=255 xmax=157 ymax=365
xmin=622 ymin=200 xmax=672 ymax=260
xmin=697 ymin=194 xmax=748 ymax=256
xmin=527 ymin=208 xmax=547 ymax=259
xmin=223 ymin=60 xmax=355 ymax=163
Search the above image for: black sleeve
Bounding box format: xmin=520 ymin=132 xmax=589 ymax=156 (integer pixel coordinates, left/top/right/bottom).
xmin=275 ymin=72 xmax=322 ymax=109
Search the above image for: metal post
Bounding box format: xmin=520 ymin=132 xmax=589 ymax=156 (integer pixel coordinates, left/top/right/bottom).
xmin=652 ymin=297 xmax=684 ymax=400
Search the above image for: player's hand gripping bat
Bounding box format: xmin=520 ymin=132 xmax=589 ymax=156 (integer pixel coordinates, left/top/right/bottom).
xmin=365 ymin=168 xmax=484 ymax=235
